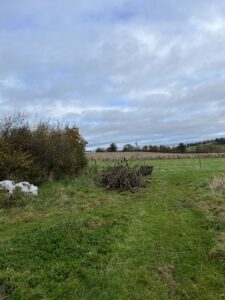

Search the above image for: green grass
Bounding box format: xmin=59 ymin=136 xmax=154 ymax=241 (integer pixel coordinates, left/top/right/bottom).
xmin=1 ymin=158 xmax=225 ymax=299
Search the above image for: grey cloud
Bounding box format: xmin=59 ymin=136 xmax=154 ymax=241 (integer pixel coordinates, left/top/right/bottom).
xmin=0 ymin=0 xmax=225 ymax=148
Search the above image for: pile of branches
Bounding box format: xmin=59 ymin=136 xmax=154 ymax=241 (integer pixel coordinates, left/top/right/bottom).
xmin=99 ymin=163 xmax=153 ymax=192
xmin=139 ymin=166 xmax=154 ymax=176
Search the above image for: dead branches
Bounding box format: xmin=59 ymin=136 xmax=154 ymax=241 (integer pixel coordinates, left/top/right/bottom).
xmin=99 ymin=163 xmax=153 ymax=192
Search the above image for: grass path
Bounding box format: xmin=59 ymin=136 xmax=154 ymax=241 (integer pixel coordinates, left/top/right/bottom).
xmin=0 ymin=159 xmax=225 ymax=299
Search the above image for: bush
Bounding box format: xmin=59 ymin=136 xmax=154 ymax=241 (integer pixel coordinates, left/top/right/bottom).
xmin=0 ymin=114 xmax=87 ymax=183
xmin=0 ymin=148 xmax=34 ymax=182
xmin=30 ymin=123 xmax=87 ymax=179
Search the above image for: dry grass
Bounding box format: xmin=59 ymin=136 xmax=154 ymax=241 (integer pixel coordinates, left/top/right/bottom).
xmin=209 ymin=176 xmax=225 ymax=196
xmin=211 ymin=233 xmax=225 ymax=260
xmin=86 ymin=151 xmax=225 ymax=161
xmin=198 ymin=176 xmax=225 ymax=261
xmin=158 ymin=265 xmax=176 ymax=298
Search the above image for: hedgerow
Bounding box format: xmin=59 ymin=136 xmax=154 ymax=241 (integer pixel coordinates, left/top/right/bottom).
xmin=0 ymin=114 xmax=87 ymax=183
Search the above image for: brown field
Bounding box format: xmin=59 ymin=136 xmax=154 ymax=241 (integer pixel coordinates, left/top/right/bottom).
xmin=86 ymin=151 xmax=225 ymax=161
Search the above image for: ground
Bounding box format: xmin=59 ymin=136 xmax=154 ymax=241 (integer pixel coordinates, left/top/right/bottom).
xmin=0 ymin=158 xmax=225 ymax=299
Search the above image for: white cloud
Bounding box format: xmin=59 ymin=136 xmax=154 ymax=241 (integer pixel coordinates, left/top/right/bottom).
xmin=193 ymin=16 xmax=225 ymax=33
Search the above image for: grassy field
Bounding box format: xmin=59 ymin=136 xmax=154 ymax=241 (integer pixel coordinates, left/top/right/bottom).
xmin=1 ymin=158 xmax=225 ymax=299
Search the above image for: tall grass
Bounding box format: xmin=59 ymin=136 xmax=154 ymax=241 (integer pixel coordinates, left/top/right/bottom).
xmin=209 ymin=176 xmax=225 ymax=196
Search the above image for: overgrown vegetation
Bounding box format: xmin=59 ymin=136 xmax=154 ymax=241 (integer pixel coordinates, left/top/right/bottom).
xmin=0 ymin=187 xmax=33 ymax=209
xmin=0 ymin=114 xmax=87 ymax=184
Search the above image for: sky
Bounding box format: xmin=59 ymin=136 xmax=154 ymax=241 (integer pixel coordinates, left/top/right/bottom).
xmin=0 ymin=0 xmax=225 ymax=149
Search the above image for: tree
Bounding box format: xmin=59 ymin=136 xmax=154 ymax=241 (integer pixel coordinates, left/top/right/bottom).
xmin=142 ymin=145 xmax=149 ymax=152
xmin=176 ymin=143 xmax=186 ymax=153
xmin=122 ymin=144 xmax=135 ymax=152
xmin=149 ymin=145 xmax=159 ymax=152
xmin=107 ymin=143 xmax=118 ymax=152
xmin=96 ymin=147 xmax=105 ymax=152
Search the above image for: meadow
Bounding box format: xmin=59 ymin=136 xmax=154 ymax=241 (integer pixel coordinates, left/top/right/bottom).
xmin=1 ymin=158 xmax=225 ymax=299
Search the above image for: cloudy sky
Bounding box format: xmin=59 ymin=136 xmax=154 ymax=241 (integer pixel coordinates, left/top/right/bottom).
xmin=0 ymin=0 xmax=225 ymax=149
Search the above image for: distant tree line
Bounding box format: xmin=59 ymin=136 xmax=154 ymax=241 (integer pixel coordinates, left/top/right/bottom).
xmin=95 ymin=137 xmax=225 ymax=153
xmin=215 ymin=138 xmax=225 ymax=145
xmin=96 ymin=143 xmax=186 ymax=153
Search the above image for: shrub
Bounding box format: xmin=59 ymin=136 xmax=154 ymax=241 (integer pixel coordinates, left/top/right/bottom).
xmin=30 ymin=123 xmax=87 ymax=179
xmin=0 ymin=148 xmax=34 ymax=182
xmin=0 ymin=114 xmax=87 ymax=183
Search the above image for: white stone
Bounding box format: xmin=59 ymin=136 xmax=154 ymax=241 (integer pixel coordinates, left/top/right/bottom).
xmin=0 ymin=180 xmax=15 ymax=194
xmin=14 ymin=182 xmax=38 ymax=196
